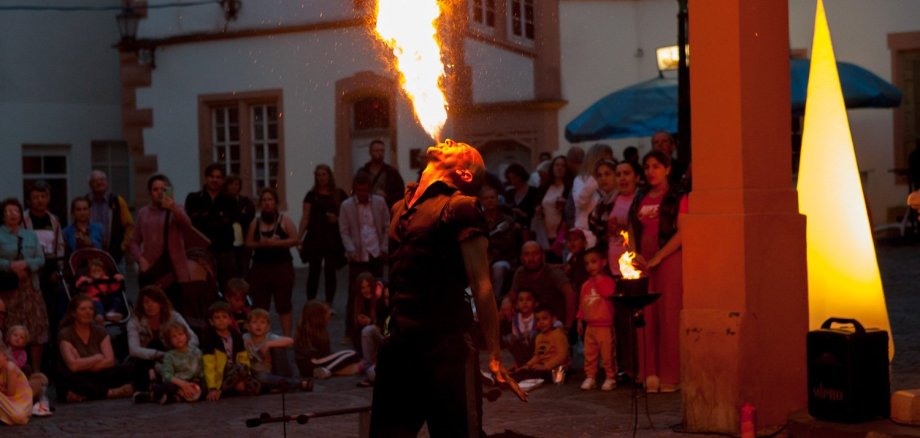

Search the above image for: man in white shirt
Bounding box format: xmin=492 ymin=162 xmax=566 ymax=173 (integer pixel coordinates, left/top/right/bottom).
xmin=338 ymin=171 xmax=390 ymax=343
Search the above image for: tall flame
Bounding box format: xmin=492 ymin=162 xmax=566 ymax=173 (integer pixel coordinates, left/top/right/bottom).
xmin=618 ymin=230 xmax=643 ymax=280
xmin=374 ymin=0 xmax=449 ymax=140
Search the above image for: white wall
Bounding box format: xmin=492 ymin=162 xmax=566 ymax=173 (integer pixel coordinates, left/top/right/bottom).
xmin=465 ymin=39 xmax=535 ymax=103
xmin=0 ymin=0 xmax=123 ymax=206
xmin=558 ymin=0 xmax=679 ymax=160
xmin=137 ymin=27 xmax=431 ymax=227
xmin=140 ymin=0 xmax=358 ymax=39
xmin=559 ymin=0 xmax=920 ymax=224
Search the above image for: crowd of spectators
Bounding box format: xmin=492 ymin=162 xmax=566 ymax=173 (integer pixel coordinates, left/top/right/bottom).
xmin=0 ymin=134 xmax=690 ymax=426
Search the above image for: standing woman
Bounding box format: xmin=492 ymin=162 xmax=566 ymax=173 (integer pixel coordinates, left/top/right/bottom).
xmin=57 ymin=294 xmax=134 ymax=402
xmin=590 ymin=160 xmax=642 ymax=377
xmin=246 ymin=188 xmax=298 ymax=337
xmin=503 ymin=163 xmax=540 ymax=231
xmin=573 ymin=144 xmax=614 ymax=246
xmin=298 ymin=164 xmax=348 ymax=305
xmin=223 ymin=175 xmax=256 ymax=278
xmin=536 ymin=156 xmax=573 ymax=261
xmin=629 ymin=150 xmax=688 ymax=393
xmin=62 ymin=197 xmax=105 ymax=257
xmin=0 ymin=198 xmax=49 ymax=374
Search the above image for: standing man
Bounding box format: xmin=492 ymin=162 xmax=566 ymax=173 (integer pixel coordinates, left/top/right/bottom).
xmin=338 ymin=171 xmax=389 ymax=343
xmin=22 ymin=181 xmax=65 ymax=330
xmin=370 ymin=139 xmax=525 ymax=437
xmin=360 ymin=139 xmax=405 ymax=208
xmin=185 ymin=163 xmax=238 ymax=289
xmin=87 ymin=170 xmax=134 ymax=264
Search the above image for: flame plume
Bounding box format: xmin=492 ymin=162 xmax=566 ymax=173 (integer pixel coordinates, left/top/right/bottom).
xmin=374 ymin=0 xmax=449 ymax=141
xmin=618 ymin=230 xmax=643 ymax=280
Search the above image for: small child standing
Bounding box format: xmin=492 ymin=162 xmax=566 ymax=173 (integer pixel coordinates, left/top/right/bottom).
xmin=512 ymin=305 xmax=571 ymax=382
xmin=75 ymin=258 xmax=125 ymax=323
xmin=137 ymin=321 xmax=204 ymax=404
xmin=201 ymin=302 xmax=260 ymax=401
xmin=225 ymin=278 xmax=253 ymax=334
xmin=502 ymin=290 xmax=539 ymax=367
xmin=577 ymin=247 xmax=617 ymax=391
xmin=244 ymin=309 xmax=312 ymax=392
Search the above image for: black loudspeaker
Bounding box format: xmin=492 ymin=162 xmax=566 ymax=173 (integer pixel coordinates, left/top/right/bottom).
xmin=807 ymin=317 xmax=890 ymax=423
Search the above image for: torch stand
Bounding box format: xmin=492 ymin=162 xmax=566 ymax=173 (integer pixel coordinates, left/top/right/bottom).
xmin=612 ymin=279 xmax=659 ymax=438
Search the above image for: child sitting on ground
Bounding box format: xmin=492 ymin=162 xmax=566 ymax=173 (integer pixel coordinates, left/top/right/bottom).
xmin=294 ymin=301 xmax=359 ymax=379
xmin=75 ymin=258 xmax=125 ymax=323
xmin=0 ymin=343 xmax=32 ymax=426
xmin=136 ymin=321 xmax=204 ymax=404
xmin=511 ymin=305 xmax=571 ymax=382
xmin=225 ymin=278 xmax=253 ymax=334
xmin=502 ymin=290 xmax=539 ymax=367
xmin=4 ymin=326 xmax=50 ymax=416
xmin=577 ymin=247 xmax=617 ymax=391
xmin=244 ymin=309 xmax=312 ymax=392
xmin=201 ymin=302 xmax=260 ymax=401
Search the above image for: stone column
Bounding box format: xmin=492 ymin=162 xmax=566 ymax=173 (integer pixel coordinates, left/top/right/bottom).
xmin=681 ymin=0 xmax=808 ymax=433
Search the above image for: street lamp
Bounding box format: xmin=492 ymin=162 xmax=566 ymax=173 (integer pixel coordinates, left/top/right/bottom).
xmin=116 ymin=7 xmax=140 ymax=44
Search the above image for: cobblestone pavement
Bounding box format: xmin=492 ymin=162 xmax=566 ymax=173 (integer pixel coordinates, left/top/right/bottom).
xmin=4 ymin=241 xmax=918 ymax=437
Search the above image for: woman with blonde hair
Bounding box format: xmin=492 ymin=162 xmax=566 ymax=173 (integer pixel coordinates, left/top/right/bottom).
xmin=572 ymin=144 xmax=614 ymax=247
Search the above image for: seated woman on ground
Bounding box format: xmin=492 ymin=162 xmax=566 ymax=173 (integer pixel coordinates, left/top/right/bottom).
xmin=127 ymin=286 xmax=199 ymax=396
xmin=295 ymin=301 xmax=359 ymax=379
xmin=0 ymin=342 xmax=31 ymax=425
xmin=57 ymin=294 xmax=134 ymax=402
xmin=353 ymin=272 xmax=388 ymax=386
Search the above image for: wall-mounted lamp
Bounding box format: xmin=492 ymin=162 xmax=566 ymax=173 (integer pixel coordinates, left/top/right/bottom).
xmin=115 ymin=6 xmax=156 ymax=68
xmin=116 ymin=6 xmax=140 ymax=44
xmin=656 ymin=44 xmax=689 ymax=74
xmin=221 ymin=0 xmax=242 ymax=21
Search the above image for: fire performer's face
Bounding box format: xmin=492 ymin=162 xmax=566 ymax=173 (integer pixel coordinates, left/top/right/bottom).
xmin=423 ymin=139 xmax=485 ymax=194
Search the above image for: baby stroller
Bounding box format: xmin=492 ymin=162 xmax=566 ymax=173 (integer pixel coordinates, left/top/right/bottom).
xmin=64 ymin=248 xmax=133 ymax=359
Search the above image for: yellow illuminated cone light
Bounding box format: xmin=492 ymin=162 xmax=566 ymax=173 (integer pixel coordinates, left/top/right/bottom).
xmin=797 ymin=0 xmax=893 ymax=358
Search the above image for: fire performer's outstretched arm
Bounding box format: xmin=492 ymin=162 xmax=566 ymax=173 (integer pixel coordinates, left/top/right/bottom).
xmin=462 ymin=236 xmax=528 ymax=402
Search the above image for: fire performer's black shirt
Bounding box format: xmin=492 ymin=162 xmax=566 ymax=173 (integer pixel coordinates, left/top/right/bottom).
xmin=387 ymin=181 xmax=488 ymax=336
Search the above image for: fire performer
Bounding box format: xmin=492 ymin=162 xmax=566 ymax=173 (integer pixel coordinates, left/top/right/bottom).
xmin=370 ymin=139 xmax=526 ymax=437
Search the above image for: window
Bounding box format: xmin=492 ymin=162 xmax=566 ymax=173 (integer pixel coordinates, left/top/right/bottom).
xmin=350 ymin=96 xmax=392 ymax=176
xmin=471 ymin=0 xmax=497 ymax=31
xmin=508 ymin=0 xmax=534 ymax=43
xmin=212 ymin=107 xmax=241 ymax=177
xmin=22 ymin=145 xmax=70 ymax=223
xmin=199 ymin=90 xmax=285 ymax=204
xmin=91 ymin=141 xmax=133 ymax=205
xmin=251 ymin=104 xmax=280 ymax=194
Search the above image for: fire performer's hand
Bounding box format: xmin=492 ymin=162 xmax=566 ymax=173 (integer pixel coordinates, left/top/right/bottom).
xmin=489 ymin=358 xmax=528 ymax=402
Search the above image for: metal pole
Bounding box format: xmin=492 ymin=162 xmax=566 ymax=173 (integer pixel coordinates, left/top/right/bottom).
xmin=677 ymin=0 xmax=691 ymax=164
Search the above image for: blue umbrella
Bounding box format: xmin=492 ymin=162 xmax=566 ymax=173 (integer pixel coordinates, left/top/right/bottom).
xmin=565 ymin=59 xmax=901 ymax=143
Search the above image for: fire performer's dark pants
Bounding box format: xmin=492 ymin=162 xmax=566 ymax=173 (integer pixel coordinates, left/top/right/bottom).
xmin=370 ymin=330 xmax=483 ymax=438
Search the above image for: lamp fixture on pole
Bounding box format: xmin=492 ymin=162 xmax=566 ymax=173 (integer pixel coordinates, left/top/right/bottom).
xmin=220 ymin=0 xmax=242 ymax=21
xmin=116 ymin=6 xmax=140 ymax=45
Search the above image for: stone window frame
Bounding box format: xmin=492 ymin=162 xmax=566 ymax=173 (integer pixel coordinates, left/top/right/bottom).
xmin=198 ymin=89 xmax=287 ymax=209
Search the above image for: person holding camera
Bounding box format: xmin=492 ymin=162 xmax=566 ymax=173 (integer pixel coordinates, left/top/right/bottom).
xmin=129 ymin=174 xmax=202 ymax=309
